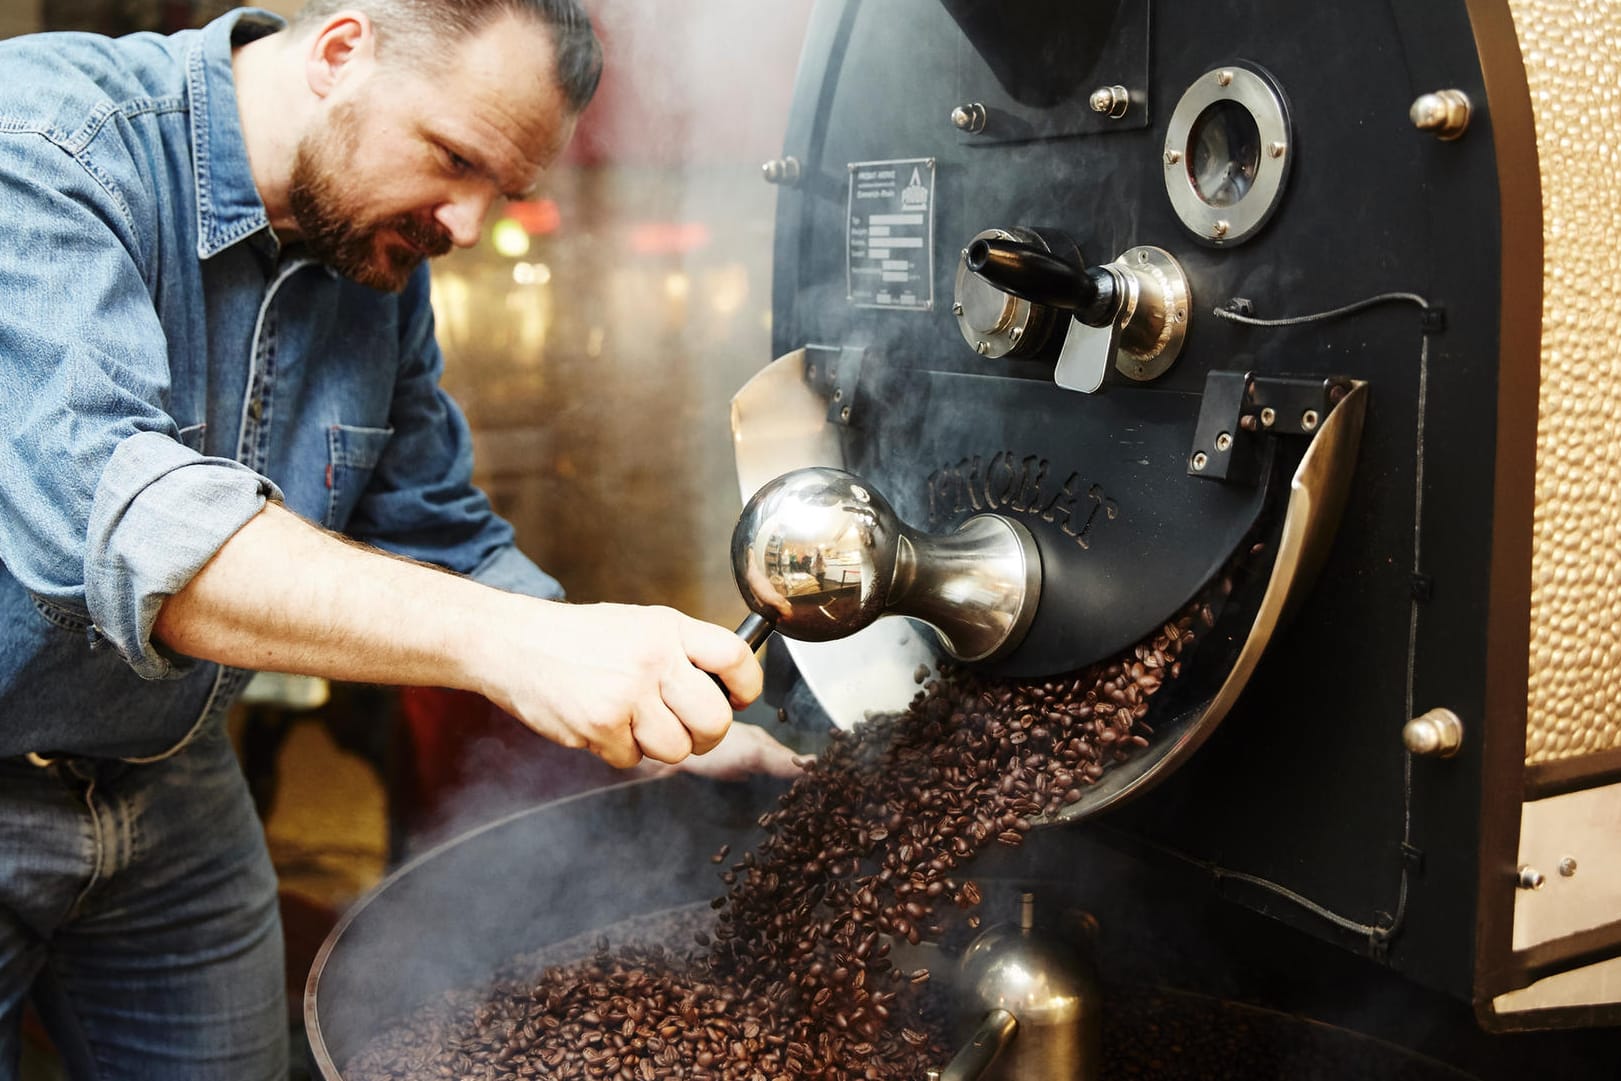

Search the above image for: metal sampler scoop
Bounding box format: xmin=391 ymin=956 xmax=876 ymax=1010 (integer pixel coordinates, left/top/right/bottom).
xmin=730 ymin=466 xmax=1041 ymax=665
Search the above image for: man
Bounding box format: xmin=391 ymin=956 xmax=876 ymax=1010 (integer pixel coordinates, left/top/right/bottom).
xmin=0 ymin=3 xmax=782 ymax=1076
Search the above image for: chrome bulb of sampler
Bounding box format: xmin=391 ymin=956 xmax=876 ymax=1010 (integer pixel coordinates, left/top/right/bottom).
xmin=730 ymin=467 xmax=1041 ymax=663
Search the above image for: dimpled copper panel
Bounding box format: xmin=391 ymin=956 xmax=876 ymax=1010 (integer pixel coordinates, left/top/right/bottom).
xmin=1510 ymin=0 xmax=1621 ymax=763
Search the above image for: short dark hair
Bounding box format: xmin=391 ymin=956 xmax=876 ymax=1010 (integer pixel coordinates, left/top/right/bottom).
xmin=292 ymin=0 xmax=603 ymax=113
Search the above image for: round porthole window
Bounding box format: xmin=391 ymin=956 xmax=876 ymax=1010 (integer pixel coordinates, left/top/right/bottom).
xmin=1164 ymin=65 xmax=1291 ymax=245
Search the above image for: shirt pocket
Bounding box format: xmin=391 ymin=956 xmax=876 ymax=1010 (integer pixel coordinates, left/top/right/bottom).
xmin=325 ymin=424 xmax=394 ymax=531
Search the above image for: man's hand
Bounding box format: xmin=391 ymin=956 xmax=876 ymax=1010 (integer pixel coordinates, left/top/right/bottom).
xmin=634 ymin=720 xmax=806 ymax=782
xmin=480 ymin=598 xmax=763 ymax=769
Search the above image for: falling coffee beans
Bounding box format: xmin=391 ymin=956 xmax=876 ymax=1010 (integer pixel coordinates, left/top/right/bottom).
xmin=347 ymin=608 xmax=1202 ymax=1080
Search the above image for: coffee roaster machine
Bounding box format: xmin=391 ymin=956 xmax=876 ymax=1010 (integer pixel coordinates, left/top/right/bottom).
xmin=306 ymin=0 xmax=1621 ymax=1076
xmin=733 ymin=0 xmax=1621 ymax=1067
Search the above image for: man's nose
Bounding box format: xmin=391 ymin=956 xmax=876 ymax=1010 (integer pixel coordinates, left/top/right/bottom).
xmin=435 ymin=191 xmax=494 ymax=248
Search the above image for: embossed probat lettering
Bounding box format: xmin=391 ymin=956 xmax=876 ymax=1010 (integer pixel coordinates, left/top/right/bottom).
xmin=925 ymin=453 xmax=1117 ymax=550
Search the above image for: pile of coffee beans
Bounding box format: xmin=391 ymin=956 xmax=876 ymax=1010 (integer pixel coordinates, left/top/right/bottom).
xmin=347 ymin=613 xmax=1201 ymax=1081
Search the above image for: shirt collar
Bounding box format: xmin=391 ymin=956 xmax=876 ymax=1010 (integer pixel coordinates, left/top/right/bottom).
xmin=189 ymin=8 xmax=285 ymax=259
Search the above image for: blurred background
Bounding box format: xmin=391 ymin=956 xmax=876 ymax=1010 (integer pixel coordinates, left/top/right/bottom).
xmin=1 ymin=0 xmax=815 ymax=1074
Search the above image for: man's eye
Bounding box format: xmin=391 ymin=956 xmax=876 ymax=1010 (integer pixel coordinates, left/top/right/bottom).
xmin=442 ymin=148 xmax=473 ymax=174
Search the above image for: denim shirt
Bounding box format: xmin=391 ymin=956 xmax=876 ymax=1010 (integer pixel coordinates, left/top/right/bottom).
xmin=0 ymin=9 xmax=563 ymax=759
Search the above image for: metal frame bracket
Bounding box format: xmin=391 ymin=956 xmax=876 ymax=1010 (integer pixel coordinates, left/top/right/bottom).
xmin=825 ymin=346 xmax=866 ymax=427
xmin=1189 ymin=371 xmax=1358 ymax=482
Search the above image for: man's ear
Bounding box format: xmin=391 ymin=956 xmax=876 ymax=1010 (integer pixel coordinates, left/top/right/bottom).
xmin=304 ymin=11 xmax=376 ymax=99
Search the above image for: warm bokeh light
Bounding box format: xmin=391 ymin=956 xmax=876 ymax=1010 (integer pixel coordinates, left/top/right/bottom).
xmin=505 ymin=199 xmax=562 ymax=236
xmin=705 ymin=263 xmax=750 ymax=317
xmin=490 ymin=218 xmax=532 ymax=258
xmin=512 ymin=262 xmax=553 ymax=286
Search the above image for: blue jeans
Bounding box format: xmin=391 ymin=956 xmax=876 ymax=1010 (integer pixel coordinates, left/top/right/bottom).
xmin=0 ymin=724 xmax=287 ymax=1080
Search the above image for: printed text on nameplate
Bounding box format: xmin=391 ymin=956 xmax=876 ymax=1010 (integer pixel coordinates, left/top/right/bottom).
xmin=846 ymin=158 xmax=935 ymax=312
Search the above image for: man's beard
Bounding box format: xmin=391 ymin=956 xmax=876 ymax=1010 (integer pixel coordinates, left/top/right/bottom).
xmin=286 ymin=105 xmax=454 ymax=292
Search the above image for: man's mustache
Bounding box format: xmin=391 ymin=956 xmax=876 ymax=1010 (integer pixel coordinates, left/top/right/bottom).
xmin=395 ymin=216 xmax=454 ymax=257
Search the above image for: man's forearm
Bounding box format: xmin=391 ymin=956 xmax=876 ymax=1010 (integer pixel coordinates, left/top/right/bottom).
xmin=153 ymin=501 xmax=765 ymax=769
xmin=152 ymin=501 xmax=511 ymax=692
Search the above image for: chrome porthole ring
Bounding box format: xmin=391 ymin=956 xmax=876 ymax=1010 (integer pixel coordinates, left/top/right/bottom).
xmin=1164 ymin=63 xmax=1292 ymax=246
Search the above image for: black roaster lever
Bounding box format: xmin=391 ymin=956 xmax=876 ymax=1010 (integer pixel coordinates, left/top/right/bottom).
xmin=966 ymin=238 xmax=1118 ymax=327
xmin=710 ymin=612 xmax=775 ymax=701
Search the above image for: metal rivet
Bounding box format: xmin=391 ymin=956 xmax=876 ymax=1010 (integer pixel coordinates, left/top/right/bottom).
xmin=760 ymin=156 xmax=801 ymax=185
xmin=1260 ymin=407 xmax=1276 ymax=428
xmin=1410 ymin=89 xmax=1471 ymax=140
xmin=840 ymin=406 xmax=852 ymax=422
xmin=1518 ymin=866 xmax=1546 ymax=891
xmin=1559 ymin=858 xmax=1579 ymax=878
xmin=1191 ymin=452 xmax=1209 ymax=471
xmin=1089 ymin=84 xmax=1129 ymax=119
xmin=1402 ymin=708 xmax=1464 ymax=758
xmin=1215 ymin=432 xmax=1233 ymax=452
xmin=1301 ymin=409 xmax=1320 ymax=432
xmin=832 ymin=387 xmax=843 ymax=402
xmin=1164 ymin=149 xmax=1182 ymax=166
xmin=951 ymin=102 xmax=988 ymax=134
xmin=1216 ymin=70 xmax=1234 ymax=87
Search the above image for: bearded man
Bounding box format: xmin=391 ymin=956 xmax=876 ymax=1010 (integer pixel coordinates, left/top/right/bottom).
xmin=0 ymin=4 xmax=782 ymax=1077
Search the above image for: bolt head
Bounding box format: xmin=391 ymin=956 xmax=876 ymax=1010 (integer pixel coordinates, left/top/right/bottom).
xmin=1518 ymin=866 xmax=1546 ymax=891
xmin=1009 ymin=326 xmax=1023 ymax=344
xmin=950 ymin=103 xmax=987 ymax=134
xmin=1215 ymin=432 xmax=1233 ymax=452
xmin=1216 ymin=70 xmax=1234 ymax=87
xmin=1410 ymin=94 xmax=1448 ymax=130
xmin=1301 ymin=409 xmax=1320 ymax=431
xmin=1164 ymin=149 xmax=1182 ymax=166
xmin=951 ymin=302 xmax=965 ymax=316
xmin=1089 ymin=88 xmax=1114 ymax=113
xmin=1211 ymin=220 xmax=1231 ymax=238
xmin=1260 ymin=407 xmax=1277 ymax=428
xmin=1559 ymin=857 xmax=1579 ymax=877
xmin=1268 ymin=141 xmax=1287 ymax=159
xmin=1191 ymin=452 xmax=1209 ymax=471
xmin=975 ymin=340 xmax=990 ymax=355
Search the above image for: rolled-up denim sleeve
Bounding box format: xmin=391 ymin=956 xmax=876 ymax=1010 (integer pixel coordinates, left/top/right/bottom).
xmin=87 ymin=433 xmax=281 ymax=677
xmin=0 ymin=130 xmax=279 ymax=678
xmin=468 ymin=544 xmax=565 ymax=600
xmin=346 ymin=269 xmax=565 ymax=601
